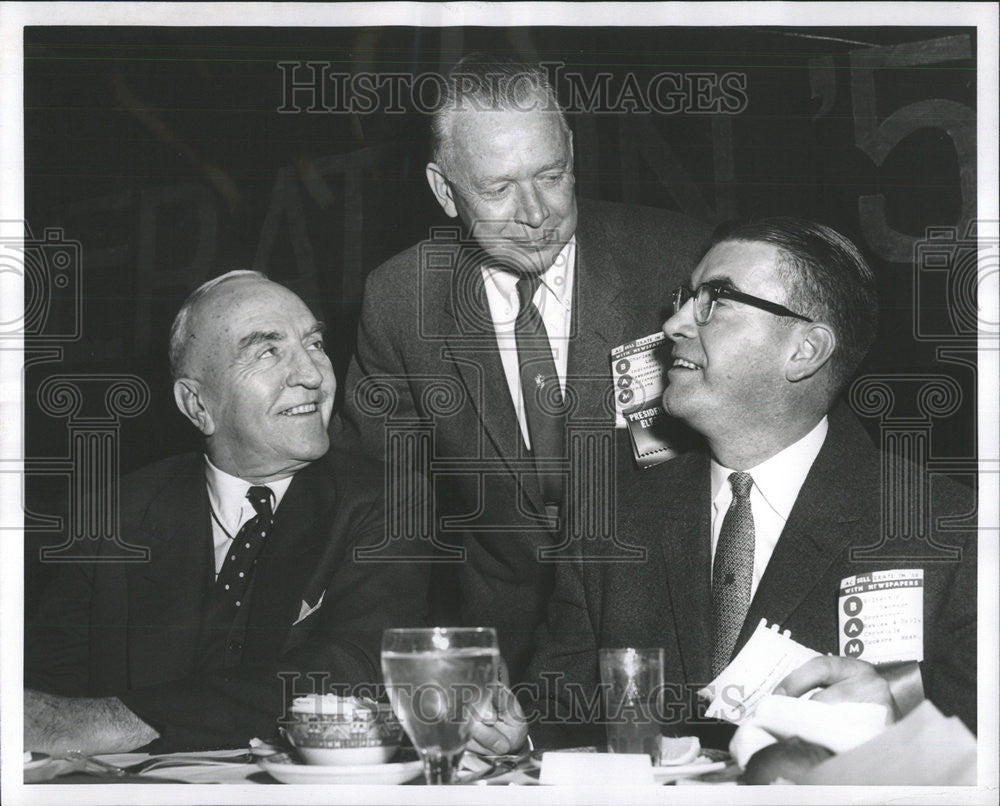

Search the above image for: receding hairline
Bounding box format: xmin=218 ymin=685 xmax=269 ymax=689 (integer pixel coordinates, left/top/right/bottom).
xmin=433 ymin=88 xmax=572 ymax=178
xmin=169 ymin=270 xmax=278 ymax=380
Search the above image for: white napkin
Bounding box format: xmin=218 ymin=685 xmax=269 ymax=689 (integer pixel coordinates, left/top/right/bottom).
xmin=729 ymin=694 xmax=889 ymax=768
xmin=801 ymin=701 xmax=976 ymax=786
xmin=539 ymin=752 xmax=654 ymax=786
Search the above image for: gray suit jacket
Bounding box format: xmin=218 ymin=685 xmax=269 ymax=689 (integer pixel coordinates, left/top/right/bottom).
xmin=332 ymin=198 xmax=711 ymax=679
xmin=525 ymin=408 xmax=977 ymax=746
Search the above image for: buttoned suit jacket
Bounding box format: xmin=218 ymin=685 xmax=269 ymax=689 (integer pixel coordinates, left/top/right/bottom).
xmin=332 ymin=198 xmax=711 ymax=679
xmin=25 ymin=449 xmax=431 ymax=750
xmin=525 ymin=408 xmax=977 ymax=746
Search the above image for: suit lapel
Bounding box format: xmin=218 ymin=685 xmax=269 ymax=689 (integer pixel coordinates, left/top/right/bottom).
xmin=440 ymin=246 xmax=544 ymax=509
xmin=657 ymin=454 xmax=714 ymax=685
xmin=248 ymin=461 xmax=338 ymax=632
xmin=127 ymin=459 xmax=212 ymax=685
xmin=569 ymin=214 xmax=628 ymax=422
xmin=735 ymin=420 xmax=866 ymax=652
xmin=436 ymin=209 xmax=634 ymax=509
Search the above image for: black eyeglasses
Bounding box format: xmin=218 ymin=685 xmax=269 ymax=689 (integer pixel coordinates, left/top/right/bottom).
xmin=671 ymin=282 xmax=813 ymax=325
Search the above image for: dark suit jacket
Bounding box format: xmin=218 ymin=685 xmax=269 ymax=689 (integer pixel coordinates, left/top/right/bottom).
xmin=25 ymin=449 xmax=431 ymax=751
xmin=524 ymin=408 xmax=977 ymax=746
xmin=332 ymin=198 xmax=711 ymax=679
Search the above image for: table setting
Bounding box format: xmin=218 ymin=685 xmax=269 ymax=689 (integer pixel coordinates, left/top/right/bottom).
xmin=24 ymin=625 xmax=973 ymax=789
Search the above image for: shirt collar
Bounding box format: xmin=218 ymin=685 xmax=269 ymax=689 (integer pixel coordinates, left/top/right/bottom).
xmin=204 ymin=454 xmax=295 ymax=526
xmin=710 ymin=416 xmax=829 ymax=520
xmin=482 ymin=237 xmax=575 ymax=311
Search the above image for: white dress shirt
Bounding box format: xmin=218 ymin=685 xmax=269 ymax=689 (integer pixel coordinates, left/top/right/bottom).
xmin=204 ymin=455 xmax=294 ymax=578
xmin=481 ymin=237 xmax=576 ymax=449
xmin=709 ymin=416 xmax=829 ymax=600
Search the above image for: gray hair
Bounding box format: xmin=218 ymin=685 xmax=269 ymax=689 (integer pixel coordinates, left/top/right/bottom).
xmin=168 ymin=269 xmax=267 ymax=380
xmin=430 ymin=53 xmax=570 ymax=178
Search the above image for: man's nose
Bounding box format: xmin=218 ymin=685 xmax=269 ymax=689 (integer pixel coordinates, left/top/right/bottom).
xmin=663 ymin=298 xmax=696 ymax=341
xmin=514 ymin=183 xmax=548 ymax=229
xmin=286 ymin=345 xmax=324 ymax=388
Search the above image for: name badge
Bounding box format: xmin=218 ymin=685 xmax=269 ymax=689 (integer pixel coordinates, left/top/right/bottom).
xmin=610 ymin=332 xmax=677 ymax=469
xmin=839 ymin=569 xmax=923 ymax=664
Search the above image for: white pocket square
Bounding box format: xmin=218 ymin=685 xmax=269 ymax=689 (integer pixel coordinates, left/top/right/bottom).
xmin=294 ymin=592 xmax=325 ymax=625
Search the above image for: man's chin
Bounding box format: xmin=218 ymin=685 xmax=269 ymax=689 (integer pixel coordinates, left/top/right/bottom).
xmin=661 ymin=390 xmax=692 ymax=422
xmin=284 ymin=431 xmax=330 ymax=463
xmin=305 ymin=434 xmax=331 ymax=461
xmin=481 ymin=240 xmax=566 ymax=275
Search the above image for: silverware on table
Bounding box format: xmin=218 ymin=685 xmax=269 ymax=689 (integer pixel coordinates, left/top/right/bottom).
xmin=58 ymin=751 xmax=126 ymax=776
xmin=58 ymin=750 xmax=253 ymax=777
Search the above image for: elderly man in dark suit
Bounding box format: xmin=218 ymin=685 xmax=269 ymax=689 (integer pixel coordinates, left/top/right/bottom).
xmin=333 ymin=54 xmax=710 ymax=682
xmin=523 ymin=218 xmax=976 ymax=747
xmin=25 ymin=271 xmax=432 ymax=753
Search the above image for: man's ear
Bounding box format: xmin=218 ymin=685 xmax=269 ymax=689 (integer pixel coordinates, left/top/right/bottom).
xmin=785 ymin=323 xmax=836 ymax=382
xmin=173 ymin=378 xmax=215 ymax=436
xmin=425 ymin=163 xmax=459 ymax=218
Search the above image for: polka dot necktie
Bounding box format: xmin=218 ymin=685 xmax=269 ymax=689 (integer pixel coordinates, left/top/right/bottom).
xmin=215 ymin=485 xmax=274 ymax=613
xmin=711 ymin=471 xmax=755 ymax=676
xmin=515 ymin=274 xmax=567 ymax=511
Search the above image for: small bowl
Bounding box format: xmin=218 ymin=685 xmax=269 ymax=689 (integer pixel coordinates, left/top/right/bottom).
xmin=280 ymin=699 xmax=402 ymax=766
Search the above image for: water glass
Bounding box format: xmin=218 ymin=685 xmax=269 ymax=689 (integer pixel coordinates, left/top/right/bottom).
xmin=599 ymin=647 xmax=664 ymax=762
xmin=381 ymin=627 xmax=499 ymax=784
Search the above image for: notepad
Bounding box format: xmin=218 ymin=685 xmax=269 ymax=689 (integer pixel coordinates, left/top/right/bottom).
xmin=699 ymin=619 xmax=821 ymax=724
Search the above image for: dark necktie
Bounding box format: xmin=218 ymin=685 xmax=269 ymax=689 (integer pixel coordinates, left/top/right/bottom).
xmin=711 ymin=471 xmax=755 ymax=676
xmin=215 ymin=485 xmax=274 ymax=613
xmin=515 ymin=274 xmax=566 ymax=512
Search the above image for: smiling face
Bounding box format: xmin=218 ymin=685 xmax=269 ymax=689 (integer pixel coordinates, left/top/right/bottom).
xmin=428 ymin=102 xmax=577 ymax=275
xmin=661 ymin=241 xmax=806 ymax=457
xmin=176 ymin=277 xmax=335 ymax=482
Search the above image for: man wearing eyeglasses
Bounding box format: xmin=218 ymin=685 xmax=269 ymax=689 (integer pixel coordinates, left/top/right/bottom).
xmin=521 ymin=217 xmax=976 ymax=748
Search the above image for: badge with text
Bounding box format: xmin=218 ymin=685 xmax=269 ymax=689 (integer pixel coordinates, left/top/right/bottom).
xmin=610 ymin=332 xmax=676 ymax=469
xmin=839 ymin=569 xmax=924 ymax=664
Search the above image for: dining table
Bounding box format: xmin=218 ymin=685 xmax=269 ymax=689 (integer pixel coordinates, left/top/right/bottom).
xmin=23 ymin=741 xmax=742 ymax=800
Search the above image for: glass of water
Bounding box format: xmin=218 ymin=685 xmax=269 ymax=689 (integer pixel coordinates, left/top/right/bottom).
xmin=599 ymin=647 xmax=664 ymax=763
xmin=381 ymin=627 xmax=499 ymax=784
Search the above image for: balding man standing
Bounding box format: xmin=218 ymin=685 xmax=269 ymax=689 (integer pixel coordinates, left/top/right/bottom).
xmin=333 ymin=54 xmax=710 ymax=680
xmin=25 ymin=271 xmax=430 ymax=753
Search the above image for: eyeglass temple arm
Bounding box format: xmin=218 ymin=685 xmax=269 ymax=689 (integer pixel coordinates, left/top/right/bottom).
xmin=716 ymin=287 xmax=813 ymax=322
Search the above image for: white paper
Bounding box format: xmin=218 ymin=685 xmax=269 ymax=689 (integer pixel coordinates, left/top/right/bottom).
xmin=699 ymin=619 xmax=820 ymax=724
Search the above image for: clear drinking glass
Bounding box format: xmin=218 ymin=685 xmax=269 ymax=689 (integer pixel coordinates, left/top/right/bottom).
xmin=599 ymin=647 xmax=664 ymax=763
xmin=381 ymin=627 xmax=499 ymax=784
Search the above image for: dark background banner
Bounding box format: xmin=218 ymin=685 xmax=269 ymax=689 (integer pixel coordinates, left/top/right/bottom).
xmin=23 ymin=26 xmax=979 ymax=610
